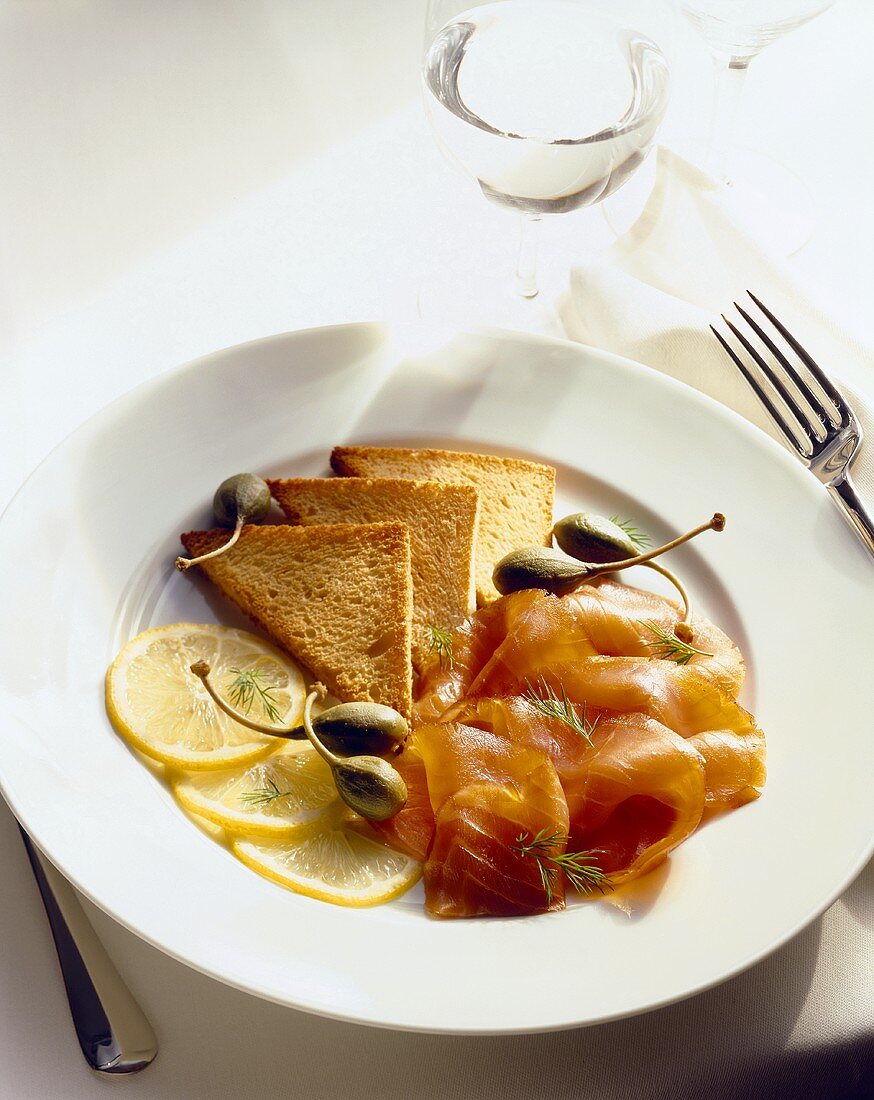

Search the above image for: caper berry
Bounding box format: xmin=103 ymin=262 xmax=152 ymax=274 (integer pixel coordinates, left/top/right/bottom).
xmin=493 ymin=514 xmax=726 ymax=603
xmin=553 ymin=513 xmax=637 ymax=564
xmin=176 ymin=472 xmax=272 ymax=571
xmin=492 ymin=547 xmax=590 ymax=596
xmin=288 ymin=701 xmax=408 ymax=758
xmin=213 ymin=473 xmax=271 ymax=528
xmin=189 ymin=668 xmax=410 ymax=820
xmin=332 ymin=756 xmax=408 ymax=821
xmin=297 ymin=686 xmax=408 ymax=821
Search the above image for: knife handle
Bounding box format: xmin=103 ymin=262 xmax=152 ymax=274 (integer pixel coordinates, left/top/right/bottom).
xmin=828 ymin=472 xmax=874 ymax=559
xmin=20 ymin=827 xmax=158 ymax=1073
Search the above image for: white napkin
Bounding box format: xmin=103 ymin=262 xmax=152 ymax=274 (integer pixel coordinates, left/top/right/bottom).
xmin=560 ymin=147 xmax=874 ymax=500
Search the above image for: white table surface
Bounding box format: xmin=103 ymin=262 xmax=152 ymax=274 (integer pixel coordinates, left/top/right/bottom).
xmin=1 ymin=1 xmax=872 ymax=1096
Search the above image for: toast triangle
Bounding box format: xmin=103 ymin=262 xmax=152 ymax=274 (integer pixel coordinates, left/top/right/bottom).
xmin=330 ymin=446 xmax=555 ymax=603
xmin=268 ymin=477 xmax=478 ymax=668
xmin=180 ymin=522 xmax=413 ymax=718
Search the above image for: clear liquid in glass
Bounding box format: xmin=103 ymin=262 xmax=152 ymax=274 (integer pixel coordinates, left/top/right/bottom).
xmin=422 ymin=1 xmax=669 ymax=214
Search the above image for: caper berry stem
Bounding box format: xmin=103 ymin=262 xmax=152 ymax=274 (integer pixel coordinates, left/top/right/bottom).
xmin=643 ymin=561 xmax=690 ymax=622
xmin=300 ymin=684 xmax=341 ymax=767
xmin=176 ymin=515 xmax=245 ymax=572
xmin=189 ymin=660 xmax=304 ymax=737
xmin=587 ymin=514 xmax=725 ymax=578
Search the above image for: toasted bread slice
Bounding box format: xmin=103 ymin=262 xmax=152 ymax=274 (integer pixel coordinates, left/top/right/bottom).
xmin=330 ymin=447 xmax=555 ymax=603
xmin=267 ymin=477 xmax=478 ymax=669
xmin=180 ymin=523 xmax=413 ymax=719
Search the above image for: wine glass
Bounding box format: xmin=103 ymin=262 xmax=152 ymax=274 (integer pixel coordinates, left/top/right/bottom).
xmin=678 ymin=0 xmax=836 ymax=249
xmin=420 ymin=0 xmax=669 ymax=323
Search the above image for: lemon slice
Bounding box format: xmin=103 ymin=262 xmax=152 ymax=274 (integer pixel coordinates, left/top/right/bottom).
xmin=180 ymin=805 xmax=229 ymax=844
xmin=173 ymin=744 xmax=339 ymax=837
xmin=233 ymin=820 xmax=422 ymax=907
xmin=106 ymin=623 xmax=306 ymax=770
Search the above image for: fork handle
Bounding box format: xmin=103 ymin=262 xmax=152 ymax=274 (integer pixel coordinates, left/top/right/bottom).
xmin=20 ymin=828 xmax=158 ymax=1073
xmin=827 ymin=473 xmax=874 ymax=559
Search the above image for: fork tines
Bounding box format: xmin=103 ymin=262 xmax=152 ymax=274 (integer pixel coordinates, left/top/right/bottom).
xmin=712 ymin=293 xmax=874 ymax=557
xmin=710 ymin=291 xmax=851 ymax=462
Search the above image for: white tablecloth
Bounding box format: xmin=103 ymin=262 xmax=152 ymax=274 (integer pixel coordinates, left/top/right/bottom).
xmin=1 ymin=2 xmax=871 ymax=1096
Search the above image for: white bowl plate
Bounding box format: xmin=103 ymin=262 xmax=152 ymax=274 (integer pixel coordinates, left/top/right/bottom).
xmin=0 ymin=323 xmax=871 ymax=1034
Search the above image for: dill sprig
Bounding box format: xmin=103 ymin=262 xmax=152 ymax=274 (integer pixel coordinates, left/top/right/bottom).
xmin=644 ymin=621 xmax=713 ymax=665
xmin=227 ymin=667 xmax=282 ymax=723
xmin=240 ymin=778 xmax=288 ymax=808
xmin=608 ymin=516 xmax=652 ymax=548
xmin=513 ymin=829 xmax=611 ymax=905
xmin=426 ymin=624 xmax=455 ymax=669
xmin=523 ymin=677 xmax=599 ymax=745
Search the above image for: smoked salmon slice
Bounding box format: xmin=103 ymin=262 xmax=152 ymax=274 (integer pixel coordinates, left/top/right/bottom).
xmin=413 ymin=590 xmax=549 ymax=724
xmin=449 ymin=699 xmax=706 ymax=884
xmin=562 ymin=713 xmax=705 ymax=882
xmin=369 ymin=740 xmax=435 ymax=862
xmin=687 ymin=728 xmax=766 ymax=811
xmin=416 ymin=722 xmax=569 ymax=918
xmin=396 ymin=576 xmax=765 ymax=918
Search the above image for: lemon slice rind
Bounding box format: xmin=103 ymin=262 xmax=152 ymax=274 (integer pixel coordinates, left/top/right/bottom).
xmin=233 ymin=826 xmax=422 ymax=907
xmin=106 ymin=623 xmax=306 ymax=770
xmin=172 ymin=744 xmax=341 ymax=837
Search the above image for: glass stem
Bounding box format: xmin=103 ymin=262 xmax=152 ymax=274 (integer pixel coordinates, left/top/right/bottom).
xmin=515 ymin=211 xmax=542 ymax=299
xmin=706 ymin=55 xmax=750 ymax=185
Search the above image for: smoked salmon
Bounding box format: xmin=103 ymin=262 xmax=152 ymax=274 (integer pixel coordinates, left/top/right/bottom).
xmin=370 ymin=741 xmax=435 ymax=862
xmin=416 ymin=721 xmax=569 ymax=917
xmin=394 ymin=578 xmax=765 ymax=918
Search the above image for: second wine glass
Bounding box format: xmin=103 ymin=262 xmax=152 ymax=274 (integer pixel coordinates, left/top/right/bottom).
xmin=421 ymin=0 xmax=669 ymax=318
xmin=680 ymin=0 xmax=836 ymax=181
xmin=678 ymin=0 xmax=836 ymax=254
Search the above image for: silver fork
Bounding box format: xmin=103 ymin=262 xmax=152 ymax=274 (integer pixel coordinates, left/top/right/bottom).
xmin=711 ymin=291 xmax=874 ymax=559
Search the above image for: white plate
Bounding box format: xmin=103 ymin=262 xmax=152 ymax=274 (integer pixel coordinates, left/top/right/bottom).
xmin=0 ymin=324 xmax=871 ymax=1034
